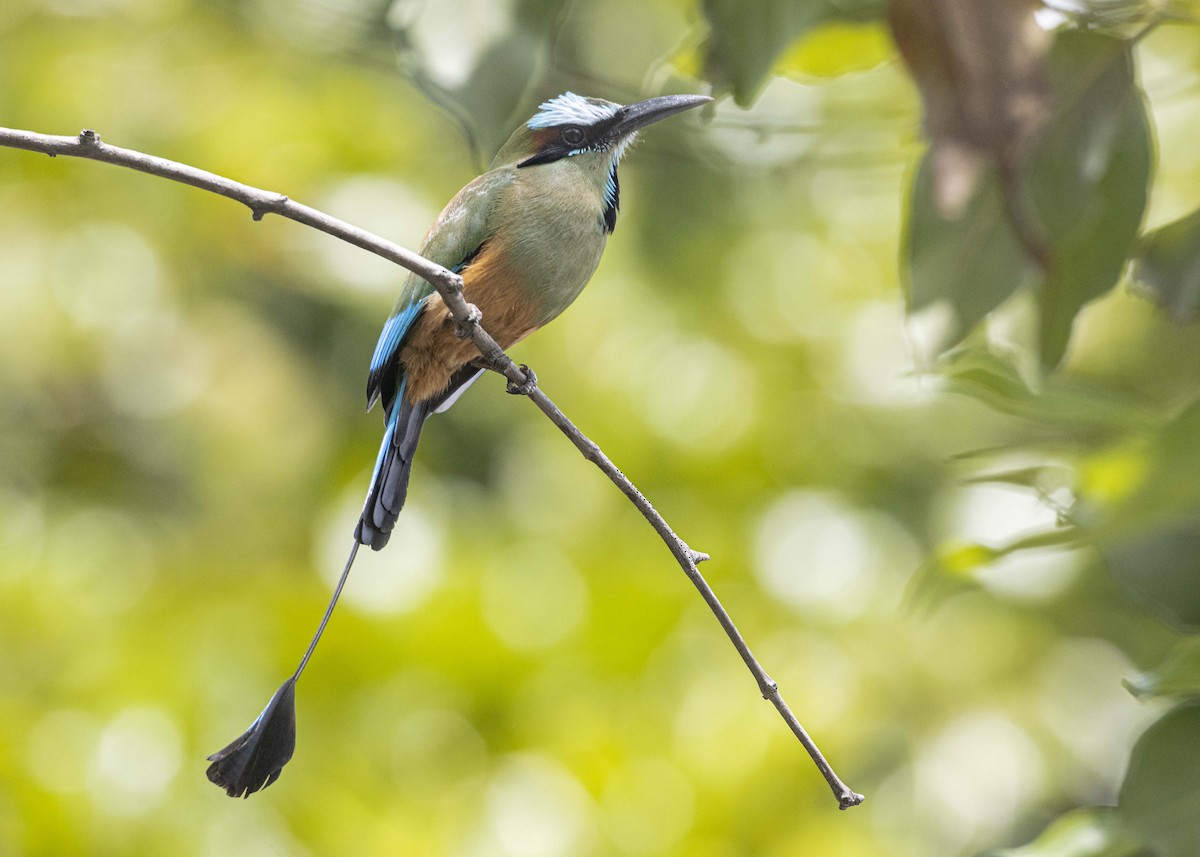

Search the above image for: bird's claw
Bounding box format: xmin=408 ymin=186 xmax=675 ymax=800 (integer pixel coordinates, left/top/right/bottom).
xmin=506 ymin=365 xmax=538 ymax=396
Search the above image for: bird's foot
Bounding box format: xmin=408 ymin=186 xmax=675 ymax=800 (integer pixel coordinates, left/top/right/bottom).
xmin=506 ymin=365 xmax=538 ymax=396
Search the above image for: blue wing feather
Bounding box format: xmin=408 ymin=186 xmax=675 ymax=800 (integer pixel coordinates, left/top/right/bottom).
xmin=364 ymin=254 xmax=481 ymax=412
xmin=369 ymin=302 xmax=423 ymax=380
xmin=369 ymin=245 xmax=483 ymax=380
xmin=365 ymin=169 xmax=512 ymax=414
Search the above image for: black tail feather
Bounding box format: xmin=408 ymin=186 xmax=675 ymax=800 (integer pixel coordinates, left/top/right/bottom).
xmin=356 ymin=397 xmax=430 ymax=551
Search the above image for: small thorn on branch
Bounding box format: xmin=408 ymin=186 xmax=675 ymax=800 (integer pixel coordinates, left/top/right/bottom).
xmin=690 ymin=550 xmax=711 ymax=565
xmin=838 ymin=791 xmax=866 ymax=810
xmin=250 ymin=193 xmax=288 ymax=221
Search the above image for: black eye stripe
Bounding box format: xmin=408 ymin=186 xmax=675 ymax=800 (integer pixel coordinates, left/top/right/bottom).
xmin=517 ymin=125 xmax=608 ymax=168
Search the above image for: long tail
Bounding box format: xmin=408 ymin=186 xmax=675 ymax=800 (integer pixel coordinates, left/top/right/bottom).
xmin=205 ymin=367 xmax=485 ymax=796
xmin=355 ymin=388 xmax=431 ymax=551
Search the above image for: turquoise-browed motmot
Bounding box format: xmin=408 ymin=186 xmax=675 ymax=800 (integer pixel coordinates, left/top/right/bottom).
xmin=207 ymin=91 xmax=710 ymax=797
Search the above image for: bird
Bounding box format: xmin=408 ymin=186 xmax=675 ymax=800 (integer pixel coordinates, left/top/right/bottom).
xmin=206 ymin=91 xmax=711 ymax=797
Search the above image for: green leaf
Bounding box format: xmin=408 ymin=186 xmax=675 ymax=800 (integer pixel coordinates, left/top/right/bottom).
xmin=1118 ymin=702 xmax=1200 ymax=857
xmin=1124 ymin=636 xmax=1200 ymax=699
xmin=1100 ymin=517 xmax=1200 ymax=632
xmin=775 ymin=21 xmax=892 ymax=79
xmin=902 ymin=30 xmax=1153 ymax=367
xmin=1083 ymin=400 xmax=1200 ymax=631
xmin=904 ymin=159 xmax=1038 ymax=350
xmin=391 ymin=0 xmax=573 ymax=165
xmin=700 ymin=0 xmax=886 ymax=105
xmin=904 ymin=527 xmax=1080 ymax=613
xmin=1168 ymin=0 xmax=1200 ymax=22
xmin=1131 ymin=207 xmax=1200 ymax=324
xmin=939 ymin=349 xmax=1158 ymax=435
xmin=963 ymin=464 xmax=1074 ymax=492
xmin=1028 ymin=31 xmax=1153 ymax=367
xmin=983 ymin=807 xmax=1147 ymax=857
xmin=903 ymin=544 xmax=986 ymax=614
xmin=1084 ymin=398 xmax=1200 ymax=528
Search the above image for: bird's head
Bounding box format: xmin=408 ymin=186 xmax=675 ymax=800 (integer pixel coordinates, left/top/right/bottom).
xmin=492 ymin=92 xmax=709 ymax=233
xmin=492 ymin=91 xmax=710 ymax=171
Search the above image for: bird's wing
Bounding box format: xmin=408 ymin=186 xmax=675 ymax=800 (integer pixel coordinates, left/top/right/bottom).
xmin=366 ymin=168 xmax=513 ymax=411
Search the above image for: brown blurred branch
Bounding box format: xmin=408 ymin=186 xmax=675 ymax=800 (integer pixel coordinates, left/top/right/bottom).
xmin=0 ymin=125 xmax=863 ymax=810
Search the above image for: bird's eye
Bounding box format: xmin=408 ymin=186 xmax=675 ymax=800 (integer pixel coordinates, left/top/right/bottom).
xmin=560 ymin=126 xmax=586 ymax=146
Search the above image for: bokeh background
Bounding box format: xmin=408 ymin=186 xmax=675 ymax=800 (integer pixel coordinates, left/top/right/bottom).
xmin=2 ymin=1 xmax=1200 ymax=855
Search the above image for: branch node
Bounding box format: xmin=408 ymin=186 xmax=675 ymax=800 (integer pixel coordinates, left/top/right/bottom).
xmin=838 ymin=791 xmax=866 ymax=811
xmin=250 ymin=193 xmax=289 ymax=221
xmin=690 ymin=550 xmax=711 ymax=565
xmin=505 ymin=364 xmax=538 ymax=397
xmin=79 ymin=129 xmax=100 ymax=146
xmin=758 ymin=676 xmax=779 ymax=700
xmin=453 ymin=303 xmax=483 ymax=339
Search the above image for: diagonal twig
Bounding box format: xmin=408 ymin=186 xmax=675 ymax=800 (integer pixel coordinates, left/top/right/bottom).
xmin=0 ymin=125 xmax=864 ymax=809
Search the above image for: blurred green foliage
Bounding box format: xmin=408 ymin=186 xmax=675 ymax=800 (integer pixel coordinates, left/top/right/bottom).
xmin=2 ymin=1 xmax=1200 ymax=856
xmin=1133 ymin=206 xmax=1200 ymax=323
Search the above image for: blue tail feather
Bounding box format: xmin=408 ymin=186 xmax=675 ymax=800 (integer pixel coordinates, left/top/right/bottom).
xmin=356 ymin=378 xmax=430 ymax=551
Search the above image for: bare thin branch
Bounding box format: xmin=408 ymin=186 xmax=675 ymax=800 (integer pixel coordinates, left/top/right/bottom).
xmin=0 ymin=125 xmax=863 ymax=809
xmin=518 ymin=381 xmax=863 ymax=808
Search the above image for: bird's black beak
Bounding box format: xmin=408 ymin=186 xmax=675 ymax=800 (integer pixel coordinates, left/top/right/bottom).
xmin=609 ymin=94 xmax=711 ymax=139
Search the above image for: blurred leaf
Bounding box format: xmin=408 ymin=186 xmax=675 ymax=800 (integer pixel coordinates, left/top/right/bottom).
xmin=1084 ymin=398 xmax=1200 ymax=527
xmin=775 ymin=21 xmax=893 ymax=78
xmin=1081 ymin=399 xmax=1200 ymax=630
xmin=998 ymin=527 xmax=1082 ymax=552
xmin=904 ymin=545 xmax=985 ymax=613
xmin=1076 ymin=443 xmax=1149 ymax=514
xmin=1168 ymin=0 xmax=1200 ymax=22
xmin=1028 ymin=30 xmax=1152 ymax=367
xmin=1052 ymin=0 xmax=1173 ymax=27
xmin=1100 ymin=516 xmax=1200 ymax=632
xmin=903 ymin=30 xmax=1152 ymax=368
xmin=889 ymin=0 xmax=1051 ymax=216
xmin=963 ymin=464 xmax=1074 ymax=492
xmin=905 ymin=527 xmax=1080 ymax=611
xmin=391 ymin=0 xmax=572 ymax=165
xmin=1135 ymin=399 xmax=1200 ymax=509
xmin=1124 ymin=636 xmax=1200 ymax=699
xmin=940 ymin=349 xmax=1157 ymax=436
xmin=1131 ymin=207 xmax=1200 ymax=324
xmin=904 ymin=159 xmax=1036 ymax=348
xmin=700 ymin=0 xmax=886 ymax=105
xmin=984 ymin=807 xmax=1148 ymax=857
xmin=1118 ymin=702 xmax=1200 ymax=857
